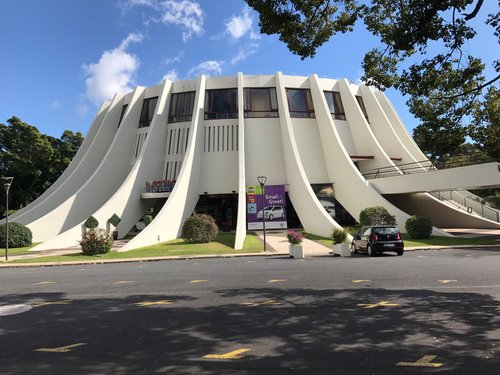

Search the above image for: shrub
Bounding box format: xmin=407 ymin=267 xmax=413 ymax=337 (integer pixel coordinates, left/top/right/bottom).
xmin=84 ymin=216 xmax=99 ymax=230
xmin=359 ymin=206 xmax=396 ymax=226
xmin=405 ymin=215 xmax=433 ymax=239
xmin=287 ymin=229 xmax=304 ymax=245
xmin=80 ymin=228 xmax=113 ymax=255
xmin=143 ymin=214 xmax=153 ymax=226
xmin=108 ymin=214 xmax=121 ymax=227
xmin=0 ymin=222 xmax=32 ymax=248
xmin=332 ymin=227 xmax=349 ymax=244
xmin=182 ymin=214 xmax=218 ymax=243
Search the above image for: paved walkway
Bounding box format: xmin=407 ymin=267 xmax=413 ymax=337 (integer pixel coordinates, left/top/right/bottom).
xmin=255 ymin=230 xmax=332 ymax=256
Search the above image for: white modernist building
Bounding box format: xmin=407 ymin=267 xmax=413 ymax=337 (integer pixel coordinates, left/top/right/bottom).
xmin=8 ymin=73 xmax=500 ymax=251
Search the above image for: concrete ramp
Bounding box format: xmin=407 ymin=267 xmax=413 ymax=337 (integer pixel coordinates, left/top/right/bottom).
xmin=369 ymin=162 xmax=500 ymax=194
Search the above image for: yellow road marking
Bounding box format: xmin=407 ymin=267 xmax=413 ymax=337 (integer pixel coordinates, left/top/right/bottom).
xmin=352 ymin=279 xmax=370 ymax=283
xmin=189 ymin=280 xmax=208 ymax=283
xmin=135 ymin=300 xmax=173 ymax=307
xmin=438 ymin=280 xmax=457 ymax=284
xmin=357 ymin=300 xmax=400 ymax=309
xmin=35 ymin=343 xmax=87 ymax=353
xmin=203 ymin=348 xmax=251 ymax=360
xmin=33 ymin=281 xmax=56 ymax=285
xmin=397 ymin=355 xmax=442 ymax=368
xmin=32 ymin=300 xmax=72 ymax=308
xmin=114 ymin=281 xmax=135 ymax=285
xmin=241 ymin=299 xmax=281 ymax=307
xmin=268 ymin=279 xmax=286 ymax=283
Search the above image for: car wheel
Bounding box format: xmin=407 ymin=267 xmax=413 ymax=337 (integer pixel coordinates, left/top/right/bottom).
xmin=350 ymin=243 xmax=358 ymax=254
xmin=396 ymin=249 xmax=404 ymax=256
xmin=367 ymin=245 xmax=376 ymax=257
xmin=281 ymin=213 xmax=285 ymax=219
xmin=268 ymin=214 xmax=274 ymax=221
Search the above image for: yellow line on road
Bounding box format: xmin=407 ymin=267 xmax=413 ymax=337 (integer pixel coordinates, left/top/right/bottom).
xmin=32 ymin=300 xmax=72 ymax=307
xmin=114 ymin=281 xmax=135 ymax=285
xmin=33 ymin=281 xmax=56 ymax=285
xmin=397 ymin=355 xmax=442 ymax=367
xmin=134 ymin=300 xmax=173 ymax=307
xmin=357 ymin=300 xmax=399 ymax=309
xmin=203 ymin=348 xmax=251 ymax=360
xmin=268 ymin=279 xmax=286 ymax=283
xmin=189 ymin=280 xmax=208 ymax=283
xmin=438 ymin=280 xmax=457 ymax=284
xmin=35 ymin=343 xmax=87 ymax=353
xmin=241 ymin=299 xmax=281 ymax=307
xmin=352 ymin=279 xmax=370 ymax=283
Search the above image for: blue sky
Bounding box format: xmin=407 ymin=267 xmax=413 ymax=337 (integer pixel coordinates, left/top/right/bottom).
xmin=0 ymin=0 xmax=497 ymax=138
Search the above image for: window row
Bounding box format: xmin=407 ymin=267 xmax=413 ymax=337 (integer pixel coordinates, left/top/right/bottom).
xmin=132 ymin=90 xmax=370 ymax=127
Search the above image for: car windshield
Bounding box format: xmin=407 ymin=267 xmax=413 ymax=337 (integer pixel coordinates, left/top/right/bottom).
xmin=374 ymin=227 xmax=398 ymax=235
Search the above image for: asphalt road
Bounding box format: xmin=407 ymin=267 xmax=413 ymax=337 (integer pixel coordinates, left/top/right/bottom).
xmin=0 ymin=247 xmax=499 ymax=374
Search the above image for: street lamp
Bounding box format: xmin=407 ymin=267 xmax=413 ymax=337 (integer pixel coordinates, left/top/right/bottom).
xmin=1 ymin=177 xmax=13 ymax=261
xmin=257 ymin=176 xmax=267 ymax=252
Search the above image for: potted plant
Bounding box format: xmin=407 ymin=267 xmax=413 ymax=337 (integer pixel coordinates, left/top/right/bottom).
xmin=287 ymin=229 xmax=305 ymax=259
xmin=332 ymin=227 xmax=350 ymax=257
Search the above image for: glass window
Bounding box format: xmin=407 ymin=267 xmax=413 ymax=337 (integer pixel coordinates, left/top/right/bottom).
xmin=118 ymin=104 xmax=128 ymax=128
xmin=244 ymin=88 xmax=279 ymax=118
xmin=139 ymin=97 xmax=159 ymax=128
xmin=324 ymin=91 xmax=346 ymax=120
xmin=286 ymin=88 xmax=315 ymax=118
xmin=355 ymin=95 xmax=370 ymax=123
xmin=168 ymin=91 xmax=195 ymax=123
xmin=204 ymin=89 xmax=238 ymax=120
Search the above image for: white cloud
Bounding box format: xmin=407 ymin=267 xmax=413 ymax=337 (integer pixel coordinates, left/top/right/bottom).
xmin=164 ymin=51 xmax=184 ymax=65
xmin=225 ymin=6 xmax=260 ymax=40
xmin=188 ymin=60 xmax=223 ymax=77
xmin=83 ymin=33 xmax=143 ymax=104
xmin=230 ymin=43 xmax=259 ymax=65
xmin=162 ymin=69 xmax=179 ymax=81
xmin=51 ymin=99 xmax=61 ymax=110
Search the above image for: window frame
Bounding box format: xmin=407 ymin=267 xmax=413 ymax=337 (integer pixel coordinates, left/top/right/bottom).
xmin=243 ymin=87 xmax=279 ymax=118
xmin=168 ymin=91 xmax=196 ymax=123
xmin=139 ymin=96 xmax=159 ymax=128
xmin=204 ymin=88 xmax=238 ymax=120
xmin=323 ymin=91 xmax=346 ymax=120
xmin=355 ymin=95 xmax=370 ymax=123
xmin=285 ymin=88 xmax=315 ymax=118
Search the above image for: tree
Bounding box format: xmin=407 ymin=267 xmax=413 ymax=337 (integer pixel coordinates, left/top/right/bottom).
xmin=246 ymin=0 xmax=499 ymax=159
xmin=0 ymin=116 xmax=83 ymax=213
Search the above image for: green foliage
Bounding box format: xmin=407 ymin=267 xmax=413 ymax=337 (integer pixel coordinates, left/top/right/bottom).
xmin=84 ymin=216 xmax=99 ymax=230
xmin=332 ymin=227 xmax=349 ymax=244
xmin=108 ymin=214 xmax=121 ymax=227
xmin=405 ymin=215 xmax=433 ymax=239
xmin=359 ymin=206 xmax=396 ymax=226
xmin=245 ymin=0 xmax=499 ymax=160
xmin=80 ymin=228 xmax=113 ymax=256
xmin=0 ymin=222 xmax=32 ymax=248
xmin=182 ymin=214 xmax=219 ymax=243
xmin=0 ymin=116 xmax=83 ymax=212
xmin=143 ymin=214 xmax=153 ymax=226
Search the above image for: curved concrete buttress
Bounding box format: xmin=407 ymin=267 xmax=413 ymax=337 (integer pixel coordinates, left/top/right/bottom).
xmin=9 ymin=101 xmax=113 ymax=225
xmin=234 ymin=72 xmax=247 ymax=249
xmin=31 ymin=82 xmax=174 ymax=251
xmin=120 ymin=76 xmax=207 ymax=251
xmin=30 ymin=87 xmax=146 ymax=248
xmin=308 ymin=75 xmax=440 ymax=234
xmin=274 ymin=73 xmax=338 ymax=238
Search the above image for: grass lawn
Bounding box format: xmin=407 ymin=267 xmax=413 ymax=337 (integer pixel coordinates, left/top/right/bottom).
xmin=10 ymin=233 xmax=263 ymax=264
xmin=3 ymin=243 xmax=40 ymax=256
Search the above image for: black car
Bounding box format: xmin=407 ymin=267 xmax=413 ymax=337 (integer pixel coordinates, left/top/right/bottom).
xmin=351 ymin=226 xmax=404 ymax=256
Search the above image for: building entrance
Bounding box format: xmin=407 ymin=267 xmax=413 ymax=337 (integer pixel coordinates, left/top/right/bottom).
xmin=195 ymin=194 xmax=238 ymax=231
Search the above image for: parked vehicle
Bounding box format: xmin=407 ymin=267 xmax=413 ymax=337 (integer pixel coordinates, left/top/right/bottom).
xmin=257 ymin=206 xmax=285 ymax=221
xmin=351 ymin=226 xmax=404 ymax=256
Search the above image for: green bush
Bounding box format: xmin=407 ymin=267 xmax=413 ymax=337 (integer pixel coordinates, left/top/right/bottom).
xmin=405 ymin=215 xmax=433 ymax=239
xmin=182 ymin=214 xmax=219 ymax=243
xmin=108 ymin=214 xmax=121 ymax=227
xmin=332 ymin=227 xmax=349 ymax=244
xmin=80 ymin=228 xmax=113 ymax=255
xmin=359 ymin=206 xmax=396 ymax=226
xmin=0 ymin=222 xmax=32 ymax=248
xmin=84 ymin=216 xmax=99 ymax=230
xmin=143 ymin=214 xmax=153 ymax=226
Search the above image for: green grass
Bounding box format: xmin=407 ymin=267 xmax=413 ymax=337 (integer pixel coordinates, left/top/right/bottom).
xmin=2 ymin=243 xmax=40 ymax=256
xmin=10 ymin=233 xmax=263 ymax=264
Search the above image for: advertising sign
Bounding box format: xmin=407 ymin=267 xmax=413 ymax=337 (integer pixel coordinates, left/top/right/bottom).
xmin=247 ymin=184 xmax=287 ymax=230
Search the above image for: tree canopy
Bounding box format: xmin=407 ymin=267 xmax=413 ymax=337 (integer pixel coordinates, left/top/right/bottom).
xmin=0 ymin=116 xmax=83 ymax=213
xmin=245 ymin=0 xmax=499 ymax=160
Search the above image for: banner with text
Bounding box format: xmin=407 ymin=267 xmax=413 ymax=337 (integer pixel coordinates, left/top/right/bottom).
xmin=247 ymin=184 xmax=287 ymax=230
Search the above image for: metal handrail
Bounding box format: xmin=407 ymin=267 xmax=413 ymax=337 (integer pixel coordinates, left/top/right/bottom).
xmin=431 ymin=191 xmax=500 ymax=223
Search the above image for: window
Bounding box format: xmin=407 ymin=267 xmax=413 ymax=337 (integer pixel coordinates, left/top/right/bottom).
xmin=244 ymin=88 xmax=278 ymax=118
xmin=118 ymin=104 xmax=128 ymax=128
xmin=324 ymin=91 xmax=346 ymax=120
xmin=355 ymin=95 xmax=370 ymax=123
xmin=286 ymin=88 xmax=315 ymax=118
xmin=204 ymin=89 xmax=238 ymax=120
xmin=139 ymin=97 xmax=159 ymax=128
xmin=168 ymin=91 xmax=195 ymax=123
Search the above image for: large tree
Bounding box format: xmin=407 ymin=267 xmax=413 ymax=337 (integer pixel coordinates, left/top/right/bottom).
xmin=0 ymin=116 xmax=83 ymax=213
xmin=246 ymin=0 xmax=499 ymax=160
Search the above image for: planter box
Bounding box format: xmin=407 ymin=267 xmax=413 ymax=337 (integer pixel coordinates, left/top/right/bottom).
xmin=333 ymin=243 xmax=350 ymax=257
xmin=289 ymin=244 xmax=305 ymax=259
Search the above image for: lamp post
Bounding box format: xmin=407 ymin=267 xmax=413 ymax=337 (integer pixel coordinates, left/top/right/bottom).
xmin=257 ymin=176 xmax=267 ymax=252
xmin=2 ymin=177 xmax=13 ymax=261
